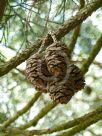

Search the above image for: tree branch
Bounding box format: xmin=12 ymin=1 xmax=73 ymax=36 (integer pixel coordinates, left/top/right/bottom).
xmin=73 ymin=60 xmax=102 ymax=69
xmin=81 ymin=34 xmax=102 ymax=74
xmin=68 ymin=25 xmax=81 ymax=55
xmin=57 ymin=107 xmax=102 ymax=136
xmin=0 ymin=106 xmax=102 ymax=136
xmin=27 ymin=106 xmax=102 ymax=135
xmin=0 ymin=0 xmax=102 ymax=77
xmin=1 ymin=92 xmax=41 ymax=128
xmin=68 ymin=0 xmax=85 ymax=55
xmin=19 ymin=102 xmax=57 ymax=129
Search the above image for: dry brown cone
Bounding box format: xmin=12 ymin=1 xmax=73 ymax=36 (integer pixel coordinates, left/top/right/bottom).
xmin=25 ymin=53 xmax=51 ymax=93
xmin=45 ymin=41 xmax=70 ymax=78
xmin=47 ymin=64 xmax=85 ymax=104
xmin=67 ymin=64 xmax=85 ymax=91
xmin=48 ymin=78 xmax=75 ymax=104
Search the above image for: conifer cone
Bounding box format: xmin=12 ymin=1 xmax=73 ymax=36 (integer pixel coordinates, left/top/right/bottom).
xmin=68 ymin=64 xmax=85 ymax=91
xmin=47 ymin=64 xmax=85 ymax=104
xmin=48 ymin=79 xmax=75 ymax=104
xmin=25 ymin=53 xmax=51 ymax=93
xmin=45 ymin=41 xmax=70 ymax=78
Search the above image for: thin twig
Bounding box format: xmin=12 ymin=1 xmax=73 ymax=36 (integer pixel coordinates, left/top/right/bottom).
xmin=57 ymin=108 xmax=102 ymax=136
xmin=26 ymin=106 xmax=102 ymax=135
xmin=19 ymin=102 xmax=57 ymax=129
xmin=81 ymin=34 xmax=102 ymax=74
xmin=2 ymin=92 xmax=41 ymax=128
xmin=68 ymin=0 xmax=85 ymax=56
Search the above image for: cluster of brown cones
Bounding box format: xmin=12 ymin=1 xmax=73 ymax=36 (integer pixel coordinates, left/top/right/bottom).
xmin=25 ymin=37 xmax=85 ymax=104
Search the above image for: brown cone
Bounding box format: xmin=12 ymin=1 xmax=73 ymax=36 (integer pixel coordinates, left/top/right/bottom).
xmin=47 ymin=64 xmax=85 ymax=104
xmin=25 ymin=53 xmax=51 ymax=93
xmin=67 ymin=64 xmax=85 ymax=91
xmin=48 ymin=79 xmax=75 ymax=104
xmin=45 ymin=41 xmax=70 ymax=78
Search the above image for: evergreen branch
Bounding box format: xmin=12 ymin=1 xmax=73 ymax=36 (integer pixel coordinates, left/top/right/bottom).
xmin=68 ymin=25 xmax=81 ymax=55
xmin=55 ymin=0 xmax=102 ymax=39
xmin=57 ymin=107 xmax=102 ymax=136
xmin=1 ymin=92 xmax=41 ymax=128
xmin=73 ymin=60 xmax=102 ymax=69
xmin=27 ymin=106 xmax=102 ymax=135
xmin=68 ymin=0 xmax=85 ymax=55
xmin=81 ymin=34 xmax=102 ymax=74
xmin=0 ymin=0 xmax=102 ymax=77
xmin=0 ymin=127 xmax=30 ymax=136
xmin=0 ymin=106 xmax=102 ymax=136
xmin=19 ymin=102 xmax=57 ymax=129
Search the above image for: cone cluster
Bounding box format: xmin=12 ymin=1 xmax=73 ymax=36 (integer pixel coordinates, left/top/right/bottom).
xmin=25 ymin=40 xmax=85 ymax=104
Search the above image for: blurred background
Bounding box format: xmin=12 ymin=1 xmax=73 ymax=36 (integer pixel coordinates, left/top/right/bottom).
xmin=0 ymin=0 xmax=102 ymax=135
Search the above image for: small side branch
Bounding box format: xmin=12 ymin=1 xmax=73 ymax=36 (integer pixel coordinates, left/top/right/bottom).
xmin=68 ymin=25 xmax=80 ymax=55
xmin=81 ymin=34 xmax=102 ymax=74
xmin=2 ymin=92 xmax=41 ymax=128
xmin=68 ymin=0 xmax=85 ymax=55
xmin=19 ymin=102 xmax=57 ymax=129
xmin=23 ymin=106 xmax=102 ymax=135
xmin=57 ymin=108 xmax=102 ymax=136
xmin=1 ymin=106 xmax=102 ymax=136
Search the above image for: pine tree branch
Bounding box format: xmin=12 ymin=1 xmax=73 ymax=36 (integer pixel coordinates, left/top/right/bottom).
xmin=18 ymin=102 xmax=57 ymax=130
xmin=73 ymin=60 xmax=102 ymax=69
xmin=68 ymin=0 xmax=85 ymax=55
xmin=0 ymin=0 xmax=102 ymax=77
xmin=1 ymin=92 xmax=41 ymax=128
xmin=68 ymin=25 xmax=81 ymax=55
xmin=0 ymin=106 xmax=102 ymax=136
xmin=57 ymin=107 xmax=102 ymax=136
xmin=81 ymin=34 xmax=102 ymax=74
xmin=25 ymin=106 xmax=102 ymax=135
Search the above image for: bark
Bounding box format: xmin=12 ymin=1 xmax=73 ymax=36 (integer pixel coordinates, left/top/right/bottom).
xmin=0 ymin=0 xmax=102 ymax=77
